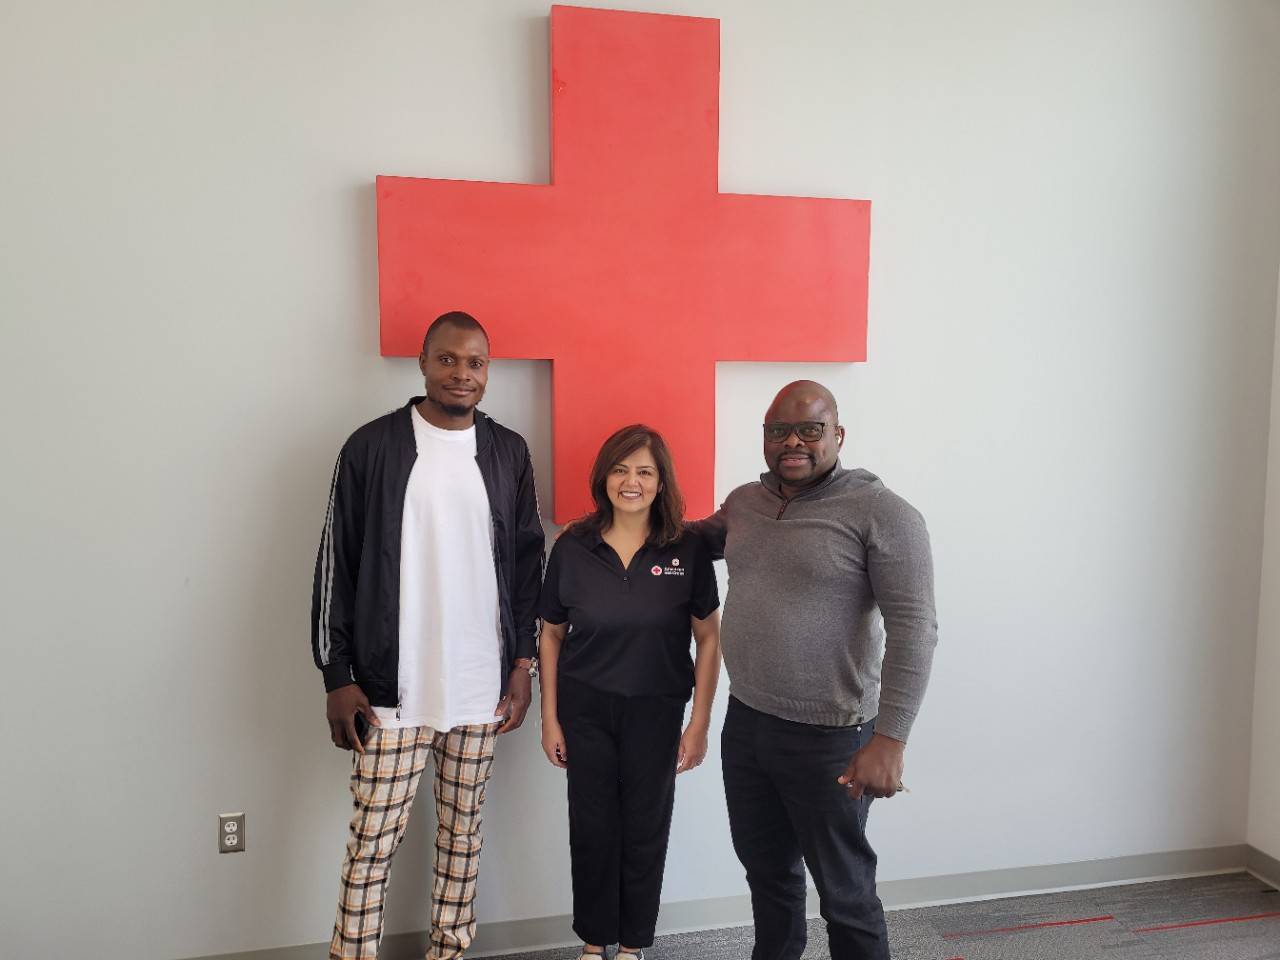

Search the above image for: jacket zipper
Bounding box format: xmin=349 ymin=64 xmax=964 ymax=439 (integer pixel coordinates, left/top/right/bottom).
xmin=773 ymin=466 xmax=840 ymax=520
xmin=491 ymin=515 xmax=512 ymax=693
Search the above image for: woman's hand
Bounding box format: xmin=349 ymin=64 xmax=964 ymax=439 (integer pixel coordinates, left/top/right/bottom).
xmin=676 ymin=721 xmax=708 ymax=774
xmin=542 ymin=718 xmax=568 ymax=769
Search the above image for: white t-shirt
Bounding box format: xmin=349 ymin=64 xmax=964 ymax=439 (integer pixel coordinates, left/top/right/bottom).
xmin=373 ymin=408 xmax=502 ymax=730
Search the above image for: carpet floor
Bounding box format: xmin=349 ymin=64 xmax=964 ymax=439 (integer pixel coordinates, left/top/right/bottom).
xmin=495 ymin=871 xmax=1280 ymax=960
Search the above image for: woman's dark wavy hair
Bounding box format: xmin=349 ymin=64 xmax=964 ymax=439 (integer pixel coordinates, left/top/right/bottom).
xmin=572 ymin=424 xmax=685 ymax=548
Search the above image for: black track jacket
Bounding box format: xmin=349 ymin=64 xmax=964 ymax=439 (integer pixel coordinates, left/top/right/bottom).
xmin=311 ymin=398 xmax=545 ymax=705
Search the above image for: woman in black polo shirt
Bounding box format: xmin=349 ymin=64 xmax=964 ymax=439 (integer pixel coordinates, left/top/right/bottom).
xmin=538 ymin=424 xmax=721 ymax=960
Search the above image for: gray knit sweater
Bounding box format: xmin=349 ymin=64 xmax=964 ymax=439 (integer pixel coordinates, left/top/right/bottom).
xmin=697 ymin=465 xmax=938 ymax=742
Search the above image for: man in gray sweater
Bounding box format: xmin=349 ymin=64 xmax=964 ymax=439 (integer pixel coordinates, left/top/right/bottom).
xmin=696 ymin=380 xmax=938 ymax=960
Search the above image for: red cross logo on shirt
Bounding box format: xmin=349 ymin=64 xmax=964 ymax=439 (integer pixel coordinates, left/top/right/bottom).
xmin=377 ymin=5 xmax=869 ymax=522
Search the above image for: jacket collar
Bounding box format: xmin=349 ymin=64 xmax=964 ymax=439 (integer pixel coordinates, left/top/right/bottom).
xmin=759 ymin=462 xmax=846 ymax=500
xmin=400 ymin=397 xmax=492 ymax=453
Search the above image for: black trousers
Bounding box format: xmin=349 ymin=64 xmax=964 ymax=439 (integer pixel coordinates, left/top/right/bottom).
xmin=559 ymin=676 xmax=685 ymax=947
xmin=722 ymin=696 xmax=890 ymax=960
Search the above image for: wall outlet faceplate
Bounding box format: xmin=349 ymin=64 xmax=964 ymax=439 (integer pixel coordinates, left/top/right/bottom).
xmin=218 ymin=812 xmax=245 ymax=853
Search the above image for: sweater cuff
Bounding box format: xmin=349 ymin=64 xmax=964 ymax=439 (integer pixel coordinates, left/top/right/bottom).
xmin=322 ymin=661 xmax=355 ymax=692
xmin=874 ymin=708 xmax=914 ymax=744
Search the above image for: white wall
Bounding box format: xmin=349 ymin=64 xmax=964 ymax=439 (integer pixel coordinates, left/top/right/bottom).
xmin=1250 ymin=267 xmax=1280 ymax=865
xmin=2 ymin=2 xmax=1279 ymax=958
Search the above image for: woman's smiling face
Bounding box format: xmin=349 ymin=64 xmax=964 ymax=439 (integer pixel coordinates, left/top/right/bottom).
xmin=606 ymin=445 xmax=661 ymax=519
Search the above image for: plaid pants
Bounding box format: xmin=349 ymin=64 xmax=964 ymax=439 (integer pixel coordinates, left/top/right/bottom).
xmin=330 ymin=722 xmax=498 ymax=959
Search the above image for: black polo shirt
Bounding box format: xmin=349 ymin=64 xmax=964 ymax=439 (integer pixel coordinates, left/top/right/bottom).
xmin=539 ymin=529 xmax=720 ymax=700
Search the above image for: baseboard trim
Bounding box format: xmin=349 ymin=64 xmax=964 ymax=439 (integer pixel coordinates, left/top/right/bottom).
xmin=875 ymin=843 xmax=1252 ymax=910
xmin=182 ymin=844 xmax=1272 ymax=960
xmin=1247 ymin=844 xmax=1280 ymax=888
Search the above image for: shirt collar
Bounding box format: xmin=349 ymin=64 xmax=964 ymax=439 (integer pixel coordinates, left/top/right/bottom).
xmin=576 ymin=525 xmax=660 ymax=558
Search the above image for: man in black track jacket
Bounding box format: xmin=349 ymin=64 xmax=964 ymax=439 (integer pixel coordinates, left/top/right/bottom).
xmin=311 ymin=310 xmax=545 ymax=960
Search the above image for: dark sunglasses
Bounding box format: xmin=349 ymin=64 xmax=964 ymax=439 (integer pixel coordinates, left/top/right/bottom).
xmin=763 ymin=421 xmax=828 ymax=443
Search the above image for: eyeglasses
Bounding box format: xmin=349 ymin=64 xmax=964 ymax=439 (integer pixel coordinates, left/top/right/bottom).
xmin=763 ymin=421 xmax=828 ymax=443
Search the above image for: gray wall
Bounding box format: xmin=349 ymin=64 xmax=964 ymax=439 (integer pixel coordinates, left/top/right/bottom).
xmin=2 ymin=2 xmax=1279 ymax=958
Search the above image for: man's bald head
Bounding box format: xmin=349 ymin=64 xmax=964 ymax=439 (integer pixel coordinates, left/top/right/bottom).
xmin=762 ymin=380 xmax=844 ymax=495
xmin=766 ymin=380 xmax=839 ymax=423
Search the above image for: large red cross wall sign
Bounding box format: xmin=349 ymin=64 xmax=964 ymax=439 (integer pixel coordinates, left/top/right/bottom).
xmin=377 ymin=5 xmax=869 ymax=522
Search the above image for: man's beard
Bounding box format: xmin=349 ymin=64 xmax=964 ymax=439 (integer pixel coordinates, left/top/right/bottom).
xmin=428 ymin=392 xmax=473 ymax=418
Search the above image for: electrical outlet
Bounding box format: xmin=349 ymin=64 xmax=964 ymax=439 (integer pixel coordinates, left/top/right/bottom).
xmin=219 ymin=812 xmax=245 ymax=854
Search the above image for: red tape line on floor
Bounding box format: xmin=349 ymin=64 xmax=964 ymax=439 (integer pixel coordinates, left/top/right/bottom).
xmin=1133 ymin=910 xmax=1280 ymax=933
xmin=942 ymin=914 xmax=1115 ymax=940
